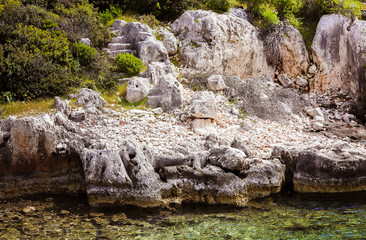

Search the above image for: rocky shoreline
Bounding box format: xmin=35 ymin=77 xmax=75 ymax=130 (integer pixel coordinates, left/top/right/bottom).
xmin=1 ymin=9 xmax=366 ymax=208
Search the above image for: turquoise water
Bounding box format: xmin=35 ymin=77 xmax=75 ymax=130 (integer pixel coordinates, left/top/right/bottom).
xmin=0 ymin=192 xmax=365 ymax=239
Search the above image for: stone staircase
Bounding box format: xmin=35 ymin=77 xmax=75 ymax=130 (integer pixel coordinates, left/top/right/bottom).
xmin=105 ymin=37 xmax=137 ymax=59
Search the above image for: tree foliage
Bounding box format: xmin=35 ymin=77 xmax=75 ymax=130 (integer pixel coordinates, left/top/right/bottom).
xmin=239 ymin=0 xmax=362 ymax=27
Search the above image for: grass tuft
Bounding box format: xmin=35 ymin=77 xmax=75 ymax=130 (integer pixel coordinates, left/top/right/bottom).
xmin=0 ymin=99 xmax=54 ymax=118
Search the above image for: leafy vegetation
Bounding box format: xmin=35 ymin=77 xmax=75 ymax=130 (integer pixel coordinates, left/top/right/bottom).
xmin=0 ymin=0 xmax=116 ymax=101
xmin=239 ymin=0 xmax=362 ymax=28
xmin=0 ymin=0 xmax=364 ymax=110
xmin=115 ymin=53 xmax=143 ymax=77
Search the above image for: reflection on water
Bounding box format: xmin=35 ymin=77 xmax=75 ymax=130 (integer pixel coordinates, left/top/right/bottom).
xmin=0 ymin=192 xmax=365 ymax=239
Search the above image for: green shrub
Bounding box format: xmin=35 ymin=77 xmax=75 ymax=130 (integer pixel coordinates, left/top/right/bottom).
xmin=72 ymin=42 xmax=97 ymax=66
xmin=100 ymin=6 xmax=123 ymax=24
xmin=239 ymin=0 xmax=362 ymax=28
xmin=260 ymin=4 xmax=280 ymax=26
xmin=116 ymin=53 xmax=143 ymax=77
xmin=206 ymin=0 xmax=231 ymax=12
xmin=54 ymin=2 xmax=111 ymax=48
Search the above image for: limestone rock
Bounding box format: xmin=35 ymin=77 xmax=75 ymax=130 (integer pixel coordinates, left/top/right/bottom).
xmin=308 ymin=65 xmax=317 ymax=74
xmin=278 ymin=74 xmax=295 ymax=88
xmin=312 ymin=14 xmax=366 ymax=101
xmin=81 ymin=149 xmax=132 ymax=187
xmin=70 ymin=109 xmax=86 ymax=122
xmin=111 ymin=19 xmax=127 ymax=31
xmin=272 ymin=143 xmax=366 ymax=193
xmin=0 ymin=116 xmax=84 ymax=199
xmin=54 ymin=97 xmax=71 ymax=116
xmin=245 ymin=158 xmax=285 ymax=198
xmin=108 ymin=22 xmax=169 ymax=64
xmin=191 ymin=119 xmax=217 ymax=135
xmin=295 ymin=76 xmax=308 ymax=87
xmin=207 ymin=75 xmax=227 ymax=91
xmin=229 ymin=7 xmax=248 ymax=20
xmin=188 ymin=91 xmax=217 ymax=119
xmin=140 ymin=61 xmax=176 ymax=85
xmin=231 ymin=136 xmax=252 ymax=158
xmin=208 ymin=147 xmax=249 ymax=172
xmin=306 ymin=107 xmax=324 ymax=118
xmin=278 ymin=25 xmax=309 ymax=78
xmin=157 ymin=28 xmax=178 ymax=55
xmin=126 ymin=77 xmax=150 ymax=103
xmin=137 ymin=39 xmax=169 ymax=65
xmin=70 ymin=88 xmax=108 ymax=110
xmin=172 ymin=10 xmax=274 ymax=79
xmin=148 ymin=74 xmax=183 ymax=111
xmin=80 ymin=38 xmax=91 ymax=46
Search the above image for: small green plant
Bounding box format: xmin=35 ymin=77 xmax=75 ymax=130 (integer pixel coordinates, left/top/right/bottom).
xmin=115 ymin=53 xmax=143 ymax=77
xmin=206 ymin=0 xmax=231 ymax=12
xmin=100 ymin=6 xmax=123 ymax=24
xmin=72 ymin=42 xmax=97 ymax=66
xmin=1 ymin=92 xmax=12 ymax=103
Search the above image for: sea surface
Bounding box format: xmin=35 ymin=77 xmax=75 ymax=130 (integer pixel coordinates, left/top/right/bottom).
xmin=0 ymin=191 xmax=365 ymax=239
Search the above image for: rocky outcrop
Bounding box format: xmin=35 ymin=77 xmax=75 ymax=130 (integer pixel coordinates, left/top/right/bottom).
xmin=140 ymin=61 xmax=177 ymax=85
xmin=207 ymin=75 xmax=227 ymax=91
xmin=0 ymin=116 xmax=84 ymax=199
xmin=188 ymin=91 xmax=218 ymax=135
xmin=157 ymin=28 xmax=178 ymax=55
xmin=172 ymin=10 xmax=274 ymax=79
xmin=126 ymin=77 xmax=150 ymax=103
xmin=278 ymin=25 xmax=309 ymax=77
xmin=272 ymin=142 xmax=366 ymax=193
xmin=312 ymin=14 xmax=366 ymax=102
xmin=0 ymin=88 xmax=289 ymax=208
xmin=106 ymin=22 xmax=169 ymax=64
xmin=148 ymin=74 xmax=183 ymax=111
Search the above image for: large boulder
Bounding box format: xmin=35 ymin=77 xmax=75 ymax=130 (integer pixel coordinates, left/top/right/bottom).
xmin=81 ymin=150 xmax=132 ymax=187
xmin=0 ymin=116 xmax=84 ymax=199
xmin=118 ymin=22 xmax=169 ymax=64
xmin=172 ymin=10 xmax=274 ymax=79
xmin=148 ymin=74 xmax=183 ymax=111
xmin=157 ymin=28 xmax=178 ymax=55
xmin=272 ymin=142 xmax=366 ymax=193
xmin=278 ymin=25 xmax=309 ymax=78
xmin=208 ymin=147 xmax=249 ymax=172
xmin=140 ymin=61 xmax=176 ymax=85
xmin=312 ymin=14 xmax=366 ymax=101
xmin=188 ymin=91 xmax=217 ymax=119
xmin=70 ymin=88 xmax=108 ymax=109
xmin=126 ymin=77 xmax=150 ymax=103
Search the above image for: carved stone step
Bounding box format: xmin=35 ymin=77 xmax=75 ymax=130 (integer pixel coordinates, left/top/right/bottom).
xmin=108 ymin=43 xmax=134 ymax=51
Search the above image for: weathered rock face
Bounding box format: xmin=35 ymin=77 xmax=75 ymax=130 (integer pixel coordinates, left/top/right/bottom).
xmin=140 ymin=61 xmax=176 ymax=85
xmin=70 ymin=88 xmax=108 ymax=110
xmin=207 ymin=75 xmax=227 ymax=91
xmin=126 ymin=77 xmax=150 ymax=103
xmin=157 ymin=28 xmax=178 ymax=55
xmin=0 ymin=88 xmax=288 ymax=208
xmin=107 ymin=22 xmax=169 ymax=64
xmin=188 ymin=91 xmax=217 ymax=119
xmin=0 ymin=116 xmax=84 ymax=199
xmin=272 ymin=142 xmax=366 ymax=193
xmin=278 ymin=25 xmax=309 ymax=78
xmin=148 ymin=74 xmax=183 ymax=111
xmin=172 ymin=10 xmax=274 ymax=79
xmin=312 ymin=14 xmax=366 ymax=102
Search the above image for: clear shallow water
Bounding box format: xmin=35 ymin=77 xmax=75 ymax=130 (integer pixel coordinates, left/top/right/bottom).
xmin=0 ymin=192 xmax=365 ymax=239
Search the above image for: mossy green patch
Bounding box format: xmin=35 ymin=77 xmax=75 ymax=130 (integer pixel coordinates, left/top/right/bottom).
xmin=0 ymin=99 xmax=54 ymax=118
